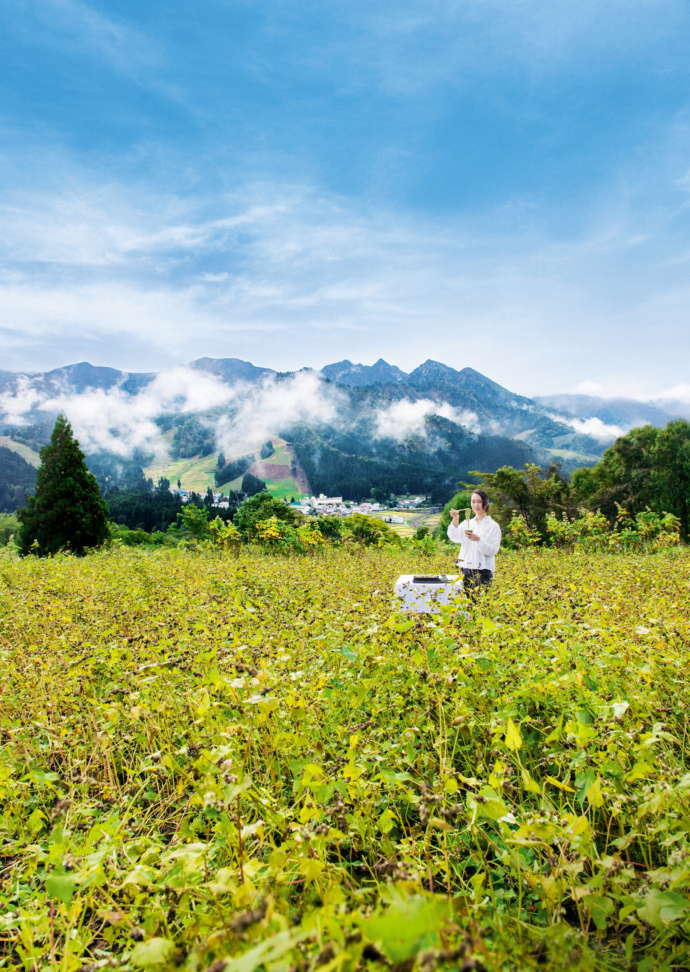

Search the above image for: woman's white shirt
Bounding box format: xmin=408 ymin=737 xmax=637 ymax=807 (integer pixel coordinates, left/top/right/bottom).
xmin=447 ymin=515 xmax=502 ymax=572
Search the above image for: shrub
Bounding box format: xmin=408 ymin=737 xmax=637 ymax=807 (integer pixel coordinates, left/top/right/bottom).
xmin=437 ymin=489 xmax=472 ymax=537
xmin=177 ymin=504 xmax=211 ymax=541
xmin=341 ymin=513 xmax=400 ymax=547
xmin=234 ymin=492 xmax=302 ymax=540
xmin=255 ymin=515 xmax=301 ymax=552
xmin=0 ymin=513 xmax=19 ymax=546
xmin=503 ymin=511 xmax=540 ymax=549
xmin=208 ymin=516 xmax=241 ymax=549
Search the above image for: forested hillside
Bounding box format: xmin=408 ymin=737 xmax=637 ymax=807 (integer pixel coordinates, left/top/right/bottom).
xmin=0 ymin=446 xmax=37 ymax=512
xmin=0 ymin=356 xmax=658 ymax=509
xmin=290 ymin=414 xmax=537 ymax=502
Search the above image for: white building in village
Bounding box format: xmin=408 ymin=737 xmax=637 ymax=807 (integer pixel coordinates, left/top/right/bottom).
xmin=295 ymin=494 xmax=384 ymax=517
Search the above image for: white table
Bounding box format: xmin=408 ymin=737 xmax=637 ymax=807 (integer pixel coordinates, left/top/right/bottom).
xmin=394 ymin=573 xmax=463 ymax=614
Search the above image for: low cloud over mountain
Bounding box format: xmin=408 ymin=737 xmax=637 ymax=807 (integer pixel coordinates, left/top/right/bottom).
xmin=2 ymin=355 xmax=665 ymax=478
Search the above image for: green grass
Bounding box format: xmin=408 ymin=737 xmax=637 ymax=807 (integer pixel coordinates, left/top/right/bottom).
xmin=214 ymin=474 xmax=301 ymax=499
xmin=266 ymin=440 xmax=292 ymax=465
xmin=143 ymin=436 xmax=307 ymax=499
xmin=0 ymin=436 xmax=41 ymax=467
xmin=263 ymin=477 xmax=302 ymax=500
xmin=144 ymin=452 xmax=219 ymax=492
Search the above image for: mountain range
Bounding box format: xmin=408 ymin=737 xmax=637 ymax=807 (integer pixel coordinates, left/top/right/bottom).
xmin=1 ymin=357 xmax=686 ymax=510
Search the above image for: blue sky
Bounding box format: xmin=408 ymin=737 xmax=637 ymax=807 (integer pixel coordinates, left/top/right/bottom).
xmin=3 ymin=0 xmax=690 ymax=397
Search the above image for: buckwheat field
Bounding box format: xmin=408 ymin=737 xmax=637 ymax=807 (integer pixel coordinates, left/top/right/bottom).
xmin=1 ymin=546 xmax=689 ymax=971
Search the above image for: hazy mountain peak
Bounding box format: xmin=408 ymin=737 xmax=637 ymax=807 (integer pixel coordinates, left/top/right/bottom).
xmin=458 ymin=366 xmax=526 ymax=397
xmin=409 ymin=359 xmax=459 ymax=378
xmin=190 ymin=357 xmax=275 ymax=384
xmin=321 ymin=359 xmax=407 ymax=386
xmin=47 ymin=361 xmax=120 ymax=380
xmin=535 ymin=393 xmax=680 ymax=427
xmin=41 ymin=361 xmax=154 ymax=394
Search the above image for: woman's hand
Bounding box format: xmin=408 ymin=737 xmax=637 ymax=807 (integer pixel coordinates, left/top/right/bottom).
xmin=464 ymin=530 xmax=480 ymax=541
xmin=450 ymin=508 xmax=460 ymax=523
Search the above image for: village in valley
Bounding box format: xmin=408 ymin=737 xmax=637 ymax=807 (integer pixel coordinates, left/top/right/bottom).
xmin=173 ymin=486 xmax=441 ymax=535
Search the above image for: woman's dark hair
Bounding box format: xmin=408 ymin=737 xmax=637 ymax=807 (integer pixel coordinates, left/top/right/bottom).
xmin=472 ymin=489 xmax=490 ymax=511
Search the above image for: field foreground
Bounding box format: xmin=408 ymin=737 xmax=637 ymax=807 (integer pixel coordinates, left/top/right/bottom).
xmin=1 ymin=547 xmax=689 ymax=971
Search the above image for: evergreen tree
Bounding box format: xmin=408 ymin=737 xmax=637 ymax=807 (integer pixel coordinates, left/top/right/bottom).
xmin=17 ymin=414 xmax=109 ymax=556
xmin=241 ymin=472 xmax=266 ymax=497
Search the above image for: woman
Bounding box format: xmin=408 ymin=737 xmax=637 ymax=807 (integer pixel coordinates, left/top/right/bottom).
xmin=447 ymin=489 xmax=501 ymax=593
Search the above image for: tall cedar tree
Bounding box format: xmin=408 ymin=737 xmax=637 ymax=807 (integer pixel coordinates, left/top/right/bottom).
xmin=18 ymin=415 xmax=109 ymax=555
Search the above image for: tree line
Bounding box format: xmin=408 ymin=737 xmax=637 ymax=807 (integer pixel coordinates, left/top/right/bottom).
xmin=11 ymin=417 xmax=258 ymax=555
xmin=10 ymin=414 xmax=690 ymax=555
xmin=440 ymin=419 xmax=690 ymax=543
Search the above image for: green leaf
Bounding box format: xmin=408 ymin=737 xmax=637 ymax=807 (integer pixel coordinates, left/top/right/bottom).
xmin=625 ymin=761 xmax=653 ymax=782
xmin=360 ymin=895 xmax=449 ymax=963
xmin=223 ymin=927 xmax=313 ymax=972
xmin=45 ymin=874 xmax=77 ymax=904
xmin=377 ymin=808 xmax=397 ymax=833
xmin=545 ymin=775 xmax=575 ymax=793
xmin=130 ymin=937 xmax=175 ymax=967
xmin=521 ymin=767 xmax=541 ymax=794
xmin=299 ymin=857 xmax=325 ymax=882
xmin=207 ymin=866 xmax=236 ymax=895
xmin=480 ymin=618 xmax=499 ymax=634
xmin=637 ymin=890 xmax=690 ymax=928
xmin=583 ymin=893 xmax=614 ymax=931
xmin=28 ymin=769 xmax=61 ymax=786
xmin=585 ymin=776 xmax=604 ymax=809
xmin=505 ymin=718 xmax=522 ymax=751
xmin=27 ymin=807 xmax=45 ymax=834
xmin=576 ymin=767 xmax=596 ymax=806
xmin=472 ymin=786 xmax=509 ymax=821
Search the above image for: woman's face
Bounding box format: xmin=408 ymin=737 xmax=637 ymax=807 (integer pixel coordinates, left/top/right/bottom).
xmin=471 ymin=492 xmax=486 ymax=516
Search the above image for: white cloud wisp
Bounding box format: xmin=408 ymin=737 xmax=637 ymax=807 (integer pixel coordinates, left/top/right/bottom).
xmin=373 ymin=398 xmax=480 ymax=440
xmin=561 ymin=416 xmax=627 ymax=443
xmin=38 ymin=367 xmax=238 ymax=457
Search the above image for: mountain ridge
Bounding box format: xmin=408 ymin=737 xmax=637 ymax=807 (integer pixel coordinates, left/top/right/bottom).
xmin=3 ymin=355 xmax=678 ymax=511
xmin=0 ymin=355 xmax=655 ymax=460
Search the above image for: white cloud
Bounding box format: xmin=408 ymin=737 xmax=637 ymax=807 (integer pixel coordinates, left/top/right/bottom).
xmin=215 ymin=372 xmax=345 ymax=455
xmin=24 ymin=368 xmax=238 ymax=458
xmin=0 ymin=190 xmax=292 ymax=270
xmin=566 ymin=380 xmax=690 ymax=407
xmin=654 ymin=383 xmax=690 ymax=405
xmin=3 ymin=136 xmax=690 ymax=394
xmin=0 ymin=364 xmax=349 ymax=460
xmin=0 ymin=278 xmax=256 ymax=359
xmin=562 ymin=416 xmax=626 ymax=443
xmin=374 ymin=398 xmax=480 ymax=440
xmin=0 ymin=378 xmax=44 ymax=427
xmin=571 ymin=380 xmax=608 ymax=396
